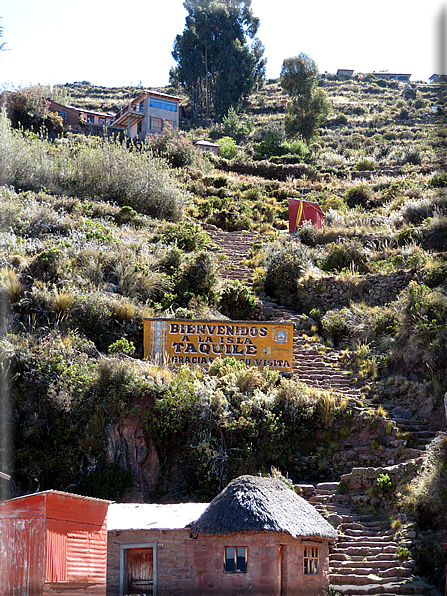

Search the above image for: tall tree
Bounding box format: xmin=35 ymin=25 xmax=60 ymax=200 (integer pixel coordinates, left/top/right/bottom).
xmin=280 ymin=52 xmax=331 ymax=145
xmin=171 ymin=0 xmax=265 ymax=119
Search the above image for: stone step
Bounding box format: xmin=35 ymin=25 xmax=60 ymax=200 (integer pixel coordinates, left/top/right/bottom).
xmin=330 ymin=582 xmax=426 ymax=595
xmin=331 ymin=560 xmax=412 ymax=570
xmin=330 ymin=573 xmax=414 ymax=587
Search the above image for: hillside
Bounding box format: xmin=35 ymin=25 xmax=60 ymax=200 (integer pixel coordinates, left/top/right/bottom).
xmin=1 ymin=73 xmax=447 ymax=593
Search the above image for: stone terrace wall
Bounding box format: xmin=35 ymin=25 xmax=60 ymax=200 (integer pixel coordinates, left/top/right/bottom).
xmin=298 ymin=269 xmax=415 ymax=310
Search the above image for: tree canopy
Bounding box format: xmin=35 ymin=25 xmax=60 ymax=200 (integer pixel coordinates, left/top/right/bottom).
xmin=171 ymin=0 xmax=266 ymax=119
xmin=280 ymin=52 xmax=331 ymax=145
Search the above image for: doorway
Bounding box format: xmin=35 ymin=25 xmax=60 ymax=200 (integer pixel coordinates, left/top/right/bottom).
xmin=120 ymin=543 xmax=157 ymax=596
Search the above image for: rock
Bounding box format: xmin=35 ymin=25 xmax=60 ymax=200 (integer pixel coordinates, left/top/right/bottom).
xmin=417 ymin=396 xmax=434 ymax=420
xmin=392 ymin=406 xmax=413 ymax=420
xmin=327 ymin=513 xmax=343 ymax=526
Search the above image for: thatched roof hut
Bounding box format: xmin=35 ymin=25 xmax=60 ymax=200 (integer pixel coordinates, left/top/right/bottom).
xmin=190 ymin=475 xmax=337 ymax=539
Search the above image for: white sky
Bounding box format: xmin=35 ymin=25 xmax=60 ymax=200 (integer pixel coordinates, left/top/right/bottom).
xmin=0 ymin=0 xmax=446 ymax=91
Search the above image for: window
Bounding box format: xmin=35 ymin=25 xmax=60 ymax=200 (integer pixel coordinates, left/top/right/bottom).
xmin=224 ymin=547 xmax=247 ymax=573
xmin=150 ymin=117 xmax=162 ymax=131
xmin=99 ymin=118 xmax=105 ymax=125
xmin=162 ymin=119 xmax=175 ymax=131
xmin=149 ymin=98 xmax=177 ymax=112
xmin=139 ymin=101 xmax=144 ymax=112
xmin=303 ymin=546 xmax=319 ymax=575
xmin=137 ymin=120 xmax=142 ymax=134
xmin=57 ymin=111 xmax=67 ymax=120
xmin=87 ymin=115 xmax=94 ymax=123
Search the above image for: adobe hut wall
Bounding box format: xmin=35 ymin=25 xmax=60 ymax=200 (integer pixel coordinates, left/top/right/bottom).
xmin=107 ymin=527 xmax=195 ymax=595
xmin=192 ymin=532 xmax=330 ymax=596
xmin=107 ymin=529 xmax=330 ymax=596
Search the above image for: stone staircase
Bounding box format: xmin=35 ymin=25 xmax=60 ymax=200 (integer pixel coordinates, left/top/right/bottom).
xmin=204 ymin=224 xmax=363 ymax=396
xmin=297 ymin=482 xmax=443 ymax=596
xmin=203 ymin=224 xmax=443 ymax=595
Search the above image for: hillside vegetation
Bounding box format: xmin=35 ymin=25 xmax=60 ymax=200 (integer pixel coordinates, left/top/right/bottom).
xmin=1 ymin=75 xmax=447 ymax=582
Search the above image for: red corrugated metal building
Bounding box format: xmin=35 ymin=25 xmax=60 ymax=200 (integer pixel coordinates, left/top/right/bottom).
xmin=0 ymin=490 xmax=109 ymax=596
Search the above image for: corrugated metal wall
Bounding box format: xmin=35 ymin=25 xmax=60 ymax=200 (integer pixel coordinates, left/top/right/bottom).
xmin=0 ymin=491 xmax=108 ymax=595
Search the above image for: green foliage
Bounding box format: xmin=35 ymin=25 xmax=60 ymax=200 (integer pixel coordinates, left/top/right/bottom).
xmin=175 ymin=250 xmax=218 ymax=304
xmin=353 ymin=158 xmax=376 ymax=171
xmin=321 ymin=309 xmax=351 ymax=346
xmin=264 ymin=239 xmax=314 ymax=306
xmin=344 ymin=184 xmax=373 ymax=208
xmin=280 ymin=53 xmax=331 ymax=144
xmin=145 ymin=126 xmax=201 ymax=168
xmin=217 ymin=279 xmax=257 ymax=319
xmin=217 ymin=136 xmax=237 ymax=159
xmin=376 ymin=472 xmax=395 ymax=493
xmin=6 ymin=88 xmax=50 ymax=130
xmin=79 ymin=463 xmax=133 ymax=500
xmin=108 ymin=337 xmax=136 ymax=356
xmin=151 ymin=220 xmax=210 ymax=252
xmin=171 ymin=0 xmax=265 ymax=118
xmin=0 ymin=111 xmax=187 ymax=221
xmin=319 ymin=240 xmax=368 ymax=273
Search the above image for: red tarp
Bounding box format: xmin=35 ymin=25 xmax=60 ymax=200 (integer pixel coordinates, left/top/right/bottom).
xmin=288 ymin=198 xmax=324 ymax=232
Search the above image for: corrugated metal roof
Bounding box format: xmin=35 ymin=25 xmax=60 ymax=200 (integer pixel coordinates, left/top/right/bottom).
xmin=107 ymin=503 xmax=209 ymax=531
xmin=0 ymin=489 xmax=111 ymax=506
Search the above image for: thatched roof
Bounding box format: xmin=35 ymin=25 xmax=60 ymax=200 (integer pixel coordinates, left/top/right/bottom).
xmin=190 ymin=475 xmax=337 ymax=540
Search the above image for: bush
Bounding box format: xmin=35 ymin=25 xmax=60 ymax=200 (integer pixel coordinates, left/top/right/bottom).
xmin=218 ymin=280 xmax=257 ymax=320
xmin=344 ymin=184 xmax=373 ymax=208
xmin=217 ymin=136 xmax=237 ymax=160
xmin=176 ymin=250 xmax=218 ymax=304
xmin=353 ymin=158 xmax=376 ymax=171
xmin=321 ymin=309 xmax=351 ymax=346
xmin=108 ymin=337 xmax=136 ymax=356
xmin=264 ymin=239 xmax=314 ymax=306
xmin=78 ymin=462 xmax=133 ymax=500
xmin=151 ymin=220 xmax=210 ymax=252
xmin=319 ymin=240 xmax=369 ymax=273
xmin=0 ymin=111 xmax=187 ymax=221
xmin=145 ymin=126 xmax=200 ymax=168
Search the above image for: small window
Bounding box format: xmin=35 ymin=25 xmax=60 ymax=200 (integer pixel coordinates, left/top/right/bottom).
xmin=99 ymin=118 xmax=105 ymax=125
xmin=137 ymin=120 xmax=142 ymax=134
xmin=224 ymin=547 xmax=247 ymax=573
xmin=139 ymin=101 xmax=144 ymax=112
xmin=304 ymin=546 xmax=319 ymax=575
xmin=87 ymin=115 xmax=94 ymax=123
xmin=150 ymin=117 xmax=162 ymax=131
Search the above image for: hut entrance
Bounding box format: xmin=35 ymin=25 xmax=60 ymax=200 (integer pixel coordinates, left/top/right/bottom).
xmin=126 ymin=547 xmax=154 ymax=595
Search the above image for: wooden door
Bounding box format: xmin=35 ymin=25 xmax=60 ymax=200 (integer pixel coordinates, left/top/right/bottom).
xmin=126 ymin=548 xmax=154 ymax=596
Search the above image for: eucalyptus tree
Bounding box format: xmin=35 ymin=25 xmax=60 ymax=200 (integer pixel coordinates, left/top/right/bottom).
xmin=280 ymin=52 xmax=331 ymax=144
xmin=171 ymin=0 xmax=265 ymax=119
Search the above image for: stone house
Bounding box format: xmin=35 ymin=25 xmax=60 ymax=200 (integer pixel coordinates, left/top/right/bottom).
xmin=374 ymin=72 xmax=411 ymax=82
xmin=107 ymin=475 xmax=337 ymax=595
xmin=336 ymin=69 xmax=354 ymax=77
xmin=111 ymin=89 xmax=183 ymax=140
xmin=193 ymin=139 xmax=220 ymax=156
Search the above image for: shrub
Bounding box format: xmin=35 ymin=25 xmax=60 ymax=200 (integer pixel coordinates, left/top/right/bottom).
xmin=319 ymin=240 xmax=369 ymax=273
xmin=176 ymin=250 xmax=218 ymax=304
xmin=344 ymin=184 xmax=373 ymax=208
xmin=217 ymin=136 xmax=237 ymax=160
xmin=376 ymin=472 xmax=395 ymax=493
xmin=264 ymin=240 xmax=314 ymax=306
xmin=6 ymin=87 xmax=49 ymax=130
xmin=427 ymin=173 xmax=447 ymax=188
xmin=145 ymin=126 xmax=200 ymax=168
xmin=353 ymin=158 xmax=376 ymax=171
xmin=108 ymin=337 xmax=136 ymax=356
xmin=151 ymin=220 xmax=210 ymax=252
xmin=217 ymin=280 xmax=257 ymax=320
xmin=321 ymin=309 xmax=351 ymax=346
xmin=78 ymin=462 xmax=133 ymax=500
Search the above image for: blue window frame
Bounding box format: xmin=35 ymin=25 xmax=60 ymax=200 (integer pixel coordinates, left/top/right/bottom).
xmin=149 ymin=98 xmax=177 ymax=112
xmin=57 ymin=111 xmax=67 ymax=120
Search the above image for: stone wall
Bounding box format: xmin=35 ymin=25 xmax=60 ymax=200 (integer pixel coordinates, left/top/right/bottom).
xmin=107 ymin=529 xmax=330 ymax=596
xmin=298 ymin=269 xmax=415 ymax=310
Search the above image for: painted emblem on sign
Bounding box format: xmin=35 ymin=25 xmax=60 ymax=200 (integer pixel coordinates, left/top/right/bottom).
xmin=274 ymin=330 xmax=288 ymax=344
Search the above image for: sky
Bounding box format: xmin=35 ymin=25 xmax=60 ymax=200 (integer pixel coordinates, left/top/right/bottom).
xmin=0 ymin=0 xmax=446 ymax=91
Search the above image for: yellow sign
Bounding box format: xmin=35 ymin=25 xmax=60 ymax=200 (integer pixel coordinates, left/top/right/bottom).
xmin=144 ymin=319 xmax=294 ymax=372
